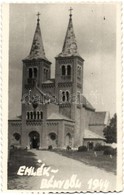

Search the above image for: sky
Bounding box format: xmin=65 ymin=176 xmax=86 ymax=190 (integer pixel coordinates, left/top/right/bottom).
xmin=9 ymin=3 xmax=117 ymax=118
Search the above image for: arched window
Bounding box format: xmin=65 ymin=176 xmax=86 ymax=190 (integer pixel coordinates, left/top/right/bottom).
xmin=67 ymin=65 xmax=71 ymax=76
xmin=46 ymin=70 xmax=48 ymax=78
xmin=77 ymin=66 xmax=81 ymax=78
xmin=37 ymin=112 xmax=40 ymax=120
xmin=66 ymin=91 xmax=70 ymax=102
xmin=31 ymin=112 xmax=33 ymax=120
xmin=62 ymin=65 xmax=66 ymax=75
xmin=44 ymin=68 xmax=49 ymax=80
xmin=34 ymin=111 xmax=36 ymax=120
xmin=40 ymin=111 xmax=43 ymax=119
xmin=27 ymin=112 xmax=30 ymax=120
xmin=29 ymin=68 xmax=32 ymax=78
xmin=34 ymin=68 xmax=37 ymax=78
xmin=62 ymin=91 xmax=66 ymax=102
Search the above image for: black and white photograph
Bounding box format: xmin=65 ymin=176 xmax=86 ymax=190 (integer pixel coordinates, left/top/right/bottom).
xmin=1 ymin=2 xmax=122 ymax=192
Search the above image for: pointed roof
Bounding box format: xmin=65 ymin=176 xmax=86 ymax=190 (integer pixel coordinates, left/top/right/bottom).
xmin=89 ymin=112 xmax=109 ymax=126
xmin=84 ymin=129 xmax=105 ymax=140
xmin=81 ymin=96 xmax=95 ymax=111
xmin=58 ymin=9 xmax=81 ymax=58
xmin=24 ymin=13 xmax=49 ymax=62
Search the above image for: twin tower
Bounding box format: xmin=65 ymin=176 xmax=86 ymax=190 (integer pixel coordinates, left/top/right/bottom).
xmin=22 ymin=11 xmax=84 ymax=120
xmin=18 ymin=10 xmax=96 ymax=149
xmin=9 ymin=10 xmax=107 ymax=149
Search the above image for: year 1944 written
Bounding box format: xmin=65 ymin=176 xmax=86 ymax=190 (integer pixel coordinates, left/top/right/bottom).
xmin=87 ymin=178 xmax=109 ymax=191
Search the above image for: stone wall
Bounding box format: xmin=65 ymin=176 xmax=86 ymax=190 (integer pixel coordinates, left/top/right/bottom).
xmin=59 ymin=104 xmax=71 ymax=118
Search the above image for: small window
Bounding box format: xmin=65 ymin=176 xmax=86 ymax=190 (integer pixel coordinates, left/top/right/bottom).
xmin=27 ymin=112 xmax=30 ymax=120
xmin=44 ymin=68 xmax=49 ymax=80
xmin=40 ymin=111 xmax=43 ymax=119
xmin=77 ymin=66 xmax=81 ymax=78
xmin=62 ymin=65 xmax=66 ymax=75
xmin=49 ymin=133 xmax=56 ymax=140
xmin=37 ymin=112 xmax=40 ymax=120
xmin=62 ymin=91 xmax=66 ymax=102
xmin=34 ymin=111 xmax=36 ymax=120
xmin=13 ymin=133 xmax=21 ymax=141
xmin=46 ymin=69 xmax=49 ymax=79
xmin=34 ymin=68 xmax=37 ymax=78
xmin=67 ymin=65 xmax=71 ymax=76
xmin=31 ymin=112 xmax=33 ymax=120
xmin=29 ymin=68 xmax=32 ymax=78
xmin=66 ymin=91 xmax=70 ymax=102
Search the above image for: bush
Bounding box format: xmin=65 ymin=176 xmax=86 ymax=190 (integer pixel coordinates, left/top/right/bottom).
xmin=103 ymin=146 xmax=117 ymax=155
xmin=78 ymin=146 xmax=87 ymax=152
xmin=94 ymin=143 xmax=103 ymax=151
xmin=66 ymin=145 xmax=71 ymax=151
xmin=48 ymin=145 xmax=52 ymax=150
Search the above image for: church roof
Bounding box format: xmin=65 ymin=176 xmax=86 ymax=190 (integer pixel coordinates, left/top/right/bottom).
xmin=89 ymin=112 xmax=108 ymax=125
xmin=24 ymin=13 xmax=50 ymax=62
xmin=84 ymin=129 xmax=105 ymax=140
xmin=82 ymin=96 xmax=95 ymax=111
xmin=57 ymin=10 xmax=81 ymax=58
xmin=47 ymin=113 xmax=74 ymax=122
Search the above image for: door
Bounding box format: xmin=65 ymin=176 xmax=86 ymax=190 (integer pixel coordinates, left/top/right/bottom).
xmin=29 ymin=131 xmax=40 ymax=149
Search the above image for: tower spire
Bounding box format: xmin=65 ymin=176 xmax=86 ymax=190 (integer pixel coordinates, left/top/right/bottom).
xmin=37 ymin=12 xmax=40 ymax=25
xmin=25 ymin=12 xmax=49 ymax=61
xmin=58 ymin=8 xmax=80 ymax=57
xmin=69 ymin=7 xmax=73 ymax=19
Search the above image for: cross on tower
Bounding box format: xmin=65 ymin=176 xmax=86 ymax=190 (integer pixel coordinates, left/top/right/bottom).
xmin=37 ymin=12 xmax=40 ymax=23
xmin=69 ymin=7 xmax=73 ymax=18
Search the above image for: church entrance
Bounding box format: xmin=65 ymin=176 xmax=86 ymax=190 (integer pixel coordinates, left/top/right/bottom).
xmin=29 ymin=131 xmax=40 ymax=149
xmin=87 ymin=142 xmax=94 ymax=150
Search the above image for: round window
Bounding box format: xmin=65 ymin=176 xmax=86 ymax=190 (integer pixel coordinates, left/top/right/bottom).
xmin=49 ymin=133 xmax=56 ymax=140
xmin=13 ymin=133 xmax=21 ymax=141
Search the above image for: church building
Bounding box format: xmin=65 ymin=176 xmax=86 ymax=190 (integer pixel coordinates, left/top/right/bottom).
xmin=8 ymin=11 xmax=110 ymax=150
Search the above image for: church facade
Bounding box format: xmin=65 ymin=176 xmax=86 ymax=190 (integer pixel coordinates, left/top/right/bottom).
xmin=8 ymin=12 xmax=110 ymax=150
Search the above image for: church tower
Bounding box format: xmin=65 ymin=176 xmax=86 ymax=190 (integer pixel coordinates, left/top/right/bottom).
xmin=21 ymin=13 xmax=51 ymax=148
xmin=22 ymin=13 xmax=51 ymax=97
xmin=55 ymin=9 xmax=84 ymax=146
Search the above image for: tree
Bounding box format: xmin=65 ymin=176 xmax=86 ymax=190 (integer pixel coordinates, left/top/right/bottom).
xmin=103 ymin=113 xmax=117 ymax=143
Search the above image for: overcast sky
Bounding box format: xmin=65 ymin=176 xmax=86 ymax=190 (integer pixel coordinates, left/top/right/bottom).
xmin=9 ymin=3 xmax=117 ymax=118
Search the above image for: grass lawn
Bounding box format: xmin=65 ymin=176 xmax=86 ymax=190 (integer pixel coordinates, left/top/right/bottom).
xmin=8 ymin=148 xmax=39 ymax=176
xmin=8 ymin=148 xmax=39 ymax=189
xmin=53 ymin=150 xmax=116 ymax=174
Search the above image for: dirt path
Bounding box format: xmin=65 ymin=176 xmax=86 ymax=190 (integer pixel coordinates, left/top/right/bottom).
xmin=9 ymin=150 xmax=116 ymax=192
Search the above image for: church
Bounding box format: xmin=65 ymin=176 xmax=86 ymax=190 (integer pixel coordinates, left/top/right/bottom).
xmin=8 ymin=10 xmax=110 ymax=150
